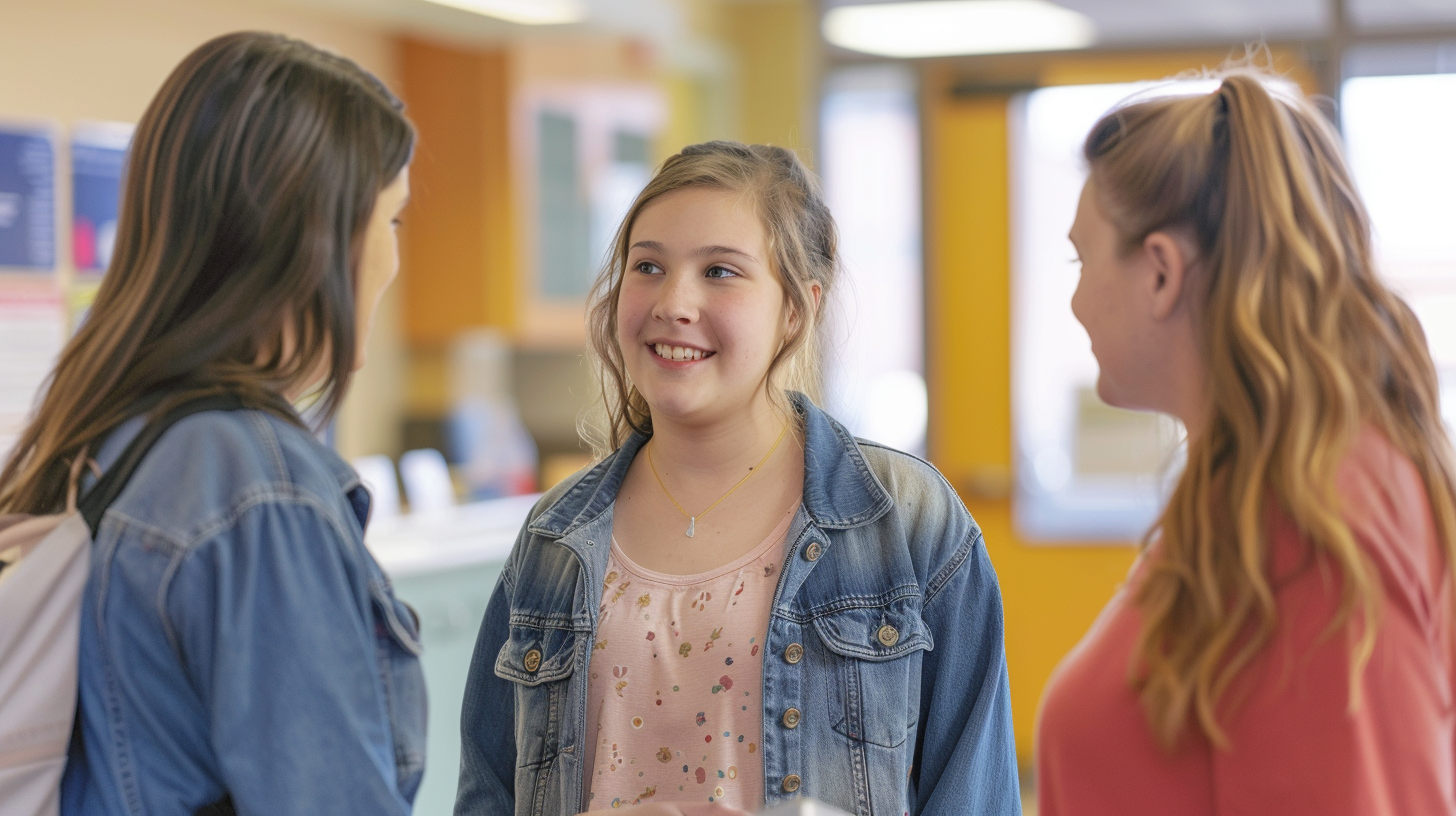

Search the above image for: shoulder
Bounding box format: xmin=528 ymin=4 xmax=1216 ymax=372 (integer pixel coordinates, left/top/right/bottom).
xmin=1334 ymin=426 xmax=1432 ymax=531
xmin=104 ymin=408 xmax=357 ymax=546
xmin=849 ymin=438 xmax=984 ymax=601
xmin=855 ymin=440 xmax=970 ymax=517
xmin=498 ymin=460 xmax=601 ymax=574
xmin=1328 ymin=426 xmax=1445 ymax=591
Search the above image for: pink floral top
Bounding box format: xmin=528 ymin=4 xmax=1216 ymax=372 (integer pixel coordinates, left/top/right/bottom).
xmin=582 ymin=508 xmax=797 ymax=811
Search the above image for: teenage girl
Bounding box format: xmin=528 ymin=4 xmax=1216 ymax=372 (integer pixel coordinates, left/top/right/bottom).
xmin=1038 ymin=70 xmax=1456 ymax=814
xmin=0 ymin=33 xmax=422 ymax=814
xmin=456 ymin=141 xmax=1020 ymax=816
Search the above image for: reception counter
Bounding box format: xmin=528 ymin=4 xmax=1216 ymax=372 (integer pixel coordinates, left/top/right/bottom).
xmin=368 ymin=493 xmax=540 ymax=816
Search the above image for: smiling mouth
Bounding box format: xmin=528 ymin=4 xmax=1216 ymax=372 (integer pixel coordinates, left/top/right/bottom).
xmin=651 ymin=343 xmax=714 ymax=362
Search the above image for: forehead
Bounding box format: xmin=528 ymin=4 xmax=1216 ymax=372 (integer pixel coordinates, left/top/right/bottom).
xmin=629 ymin=186 xmax=767 ymax=252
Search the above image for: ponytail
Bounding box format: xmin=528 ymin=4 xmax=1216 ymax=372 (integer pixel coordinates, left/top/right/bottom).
xmin=1085 ymin=68 xmax=1456 ymax=748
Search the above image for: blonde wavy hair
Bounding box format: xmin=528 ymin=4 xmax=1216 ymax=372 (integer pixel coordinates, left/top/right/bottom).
xmin=1085 ymin=69 xmax=1456 ymax=747
xmin=581 ymin=141 xmax=838 ymax=460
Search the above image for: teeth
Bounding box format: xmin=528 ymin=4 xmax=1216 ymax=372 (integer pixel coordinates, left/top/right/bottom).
xmin=654 ymin=344 xmax=706 ymax=361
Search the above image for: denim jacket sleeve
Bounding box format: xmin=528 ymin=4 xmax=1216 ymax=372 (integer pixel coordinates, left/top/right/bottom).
xmin=456 ymin=550 xmax=520 ymax=816
xmin=913 ymin=527 xmax=1020 ymax=816
xmin=164 ymin=499 xmax=415 ymax=816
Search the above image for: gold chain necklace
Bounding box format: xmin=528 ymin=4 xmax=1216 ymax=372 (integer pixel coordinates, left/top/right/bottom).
xmin=646 ymin=423 xmax=790 ymax=538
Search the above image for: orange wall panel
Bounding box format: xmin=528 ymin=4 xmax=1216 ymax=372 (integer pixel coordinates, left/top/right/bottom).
xmin=924 ymin=78 xmax=1138 ymax=766
xmin=398 ymin=37 xmax=516 ymax=348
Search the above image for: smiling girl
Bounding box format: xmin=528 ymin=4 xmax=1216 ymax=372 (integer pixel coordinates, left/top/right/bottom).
xmin=455 ymin=141 xmax=1019 ymax=816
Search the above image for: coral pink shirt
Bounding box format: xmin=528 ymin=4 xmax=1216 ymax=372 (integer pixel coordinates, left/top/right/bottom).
xmin=581 ymin=509 xmax=795 ymax=811
xmin=1038 ymin=428 xmax=1456 ymax=816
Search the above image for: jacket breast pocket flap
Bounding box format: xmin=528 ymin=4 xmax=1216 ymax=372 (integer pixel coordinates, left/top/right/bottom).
xmin=811 ymin=598 xmax=933 ymax=749
xmin=809 ymin=599 xmax=933 ymax=661
xmin=494 ymin=621 xmax=580 ymax=686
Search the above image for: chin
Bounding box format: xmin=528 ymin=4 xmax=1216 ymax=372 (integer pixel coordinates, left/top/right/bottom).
xmin=1094 ymin=376 xmax=1129 ymax=411
xmin=638 ymin=384 xmax=712 ymax=423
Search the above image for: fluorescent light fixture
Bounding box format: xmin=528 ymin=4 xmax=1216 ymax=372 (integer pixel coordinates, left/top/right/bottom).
xmin=824 ymin=0 xmax=1095 ymax=58
xmin=421 ymin=0 xmax=587 ymax=25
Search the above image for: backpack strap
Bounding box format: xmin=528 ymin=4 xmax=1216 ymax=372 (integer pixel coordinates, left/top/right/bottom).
xmin=78 ymin=394 xmax=248 ymax=535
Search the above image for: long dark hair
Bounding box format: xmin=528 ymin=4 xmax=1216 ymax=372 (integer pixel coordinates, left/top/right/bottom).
xmin=0 ymin=32 xmax=414 ymax=514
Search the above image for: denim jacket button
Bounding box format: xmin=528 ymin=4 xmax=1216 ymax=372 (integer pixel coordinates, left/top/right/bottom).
xmin=804 ymin=542 xmax=822 ymax=562
xmin=782 ymin=708 xmax=801 ymax=729
xmin=782 ymin=774 xmax=802 ymax=793
xmin=524 ymin=648 xmax=542 ymax=673
xmin=877 ymin=625 xmax=900 ymax=647
xmin=784 ymin=643 xmax=803 ymax=664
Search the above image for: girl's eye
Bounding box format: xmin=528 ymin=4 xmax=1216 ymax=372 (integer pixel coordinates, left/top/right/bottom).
xmin=705 ymin=265 xmax=738 ymax=279
xmin=635 ymin=261 xmax=663 ymax=275
xmin=392 ymin=218 xmax=404 ymax=228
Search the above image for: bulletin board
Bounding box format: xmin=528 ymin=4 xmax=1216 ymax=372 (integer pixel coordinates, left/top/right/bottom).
xmin=71 ymin=121 xmax=133 ymax=277
xmin=0 ymin=121 xmax=57 ymax=273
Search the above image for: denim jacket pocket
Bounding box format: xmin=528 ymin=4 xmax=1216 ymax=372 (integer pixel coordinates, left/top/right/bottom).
xmin=494 ymin=619 xmax=581 ymax=775
xmin=811 ymin=598 xmax=933 ymax=749
xmin=494 ymin=620 xmax=580 ymax=685
xmin=369 ymin=579 xmax=428 ymax=800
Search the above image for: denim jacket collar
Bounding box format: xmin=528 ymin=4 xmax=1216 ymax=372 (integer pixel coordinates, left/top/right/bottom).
xmin=527 ymin=392 xmax=893 ymax=540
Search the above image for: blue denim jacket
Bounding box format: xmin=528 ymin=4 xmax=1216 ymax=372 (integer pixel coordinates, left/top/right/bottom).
xmin=60 ymin=406 xmax=426 ymax=816
xmin=457 ymin=395 xmax=1019 ymax=816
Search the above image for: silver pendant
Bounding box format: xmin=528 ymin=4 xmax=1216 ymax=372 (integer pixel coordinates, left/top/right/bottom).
xmin=686 ymin=517 xmax=696 ymax=538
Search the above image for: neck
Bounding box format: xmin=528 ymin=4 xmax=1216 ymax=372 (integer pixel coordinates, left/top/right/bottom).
xmin=647 ymin=393 xmax=792 ymax=484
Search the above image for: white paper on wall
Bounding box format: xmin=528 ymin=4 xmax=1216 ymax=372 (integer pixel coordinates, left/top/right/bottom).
xmin=0 ymin=286 xmax=64 ymax=462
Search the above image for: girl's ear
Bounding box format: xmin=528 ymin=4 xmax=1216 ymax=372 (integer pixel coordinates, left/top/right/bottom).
xmin=788 ymin=282 xmax=822 ymax=331
xmin=1143 ymin=230 xmax=1194 ymax=321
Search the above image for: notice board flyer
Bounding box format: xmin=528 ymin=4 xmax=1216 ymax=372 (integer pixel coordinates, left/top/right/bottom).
xmin=72 ymin=121 xmax=133 ymax=277
xmin=0 ymin=283 xmax=64 ymax=462
xmin=0 ymin=121 xmax=58 ymax=274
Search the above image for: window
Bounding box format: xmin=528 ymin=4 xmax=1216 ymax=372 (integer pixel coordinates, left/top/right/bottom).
xmin=1342 ymin=69 xmax=1456 ymax=427
xmin=1010 ymin=81 xmax=1212 ymax=541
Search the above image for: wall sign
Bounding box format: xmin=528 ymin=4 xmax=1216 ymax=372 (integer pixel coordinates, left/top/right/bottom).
xmin=71 ymin=122 xmax=133 ymax=276
xmin=0 ymin=123 xmax=57 ymax=272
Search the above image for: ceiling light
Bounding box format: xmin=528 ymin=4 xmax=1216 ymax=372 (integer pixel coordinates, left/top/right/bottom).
xmin=824 ymin=0 xmax=1096 ymax=58
xmin=421 ymin=0 xmax=587 ymax=25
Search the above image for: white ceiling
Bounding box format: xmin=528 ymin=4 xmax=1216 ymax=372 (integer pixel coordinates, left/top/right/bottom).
xmin=276 ymin=0 xmax=1456 ymax=50
xmin=271 ymin=0 xmax=685 ymax=48
xmin=822 ymin=0 xmax=1456 ymax=45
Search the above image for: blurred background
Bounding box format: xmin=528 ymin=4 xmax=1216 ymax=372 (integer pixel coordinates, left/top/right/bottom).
xmin=3 ymin=0 xmax=1456 ymax=812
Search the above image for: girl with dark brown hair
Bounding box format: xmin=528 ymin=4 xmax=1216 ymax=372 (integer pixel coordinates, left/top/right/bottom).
xmin=0 ymin=32 xmax=421 ymax=815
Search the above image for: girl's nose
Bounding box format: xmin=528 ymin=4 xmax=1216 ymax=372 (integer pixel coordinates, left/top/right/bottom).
xmin=654 ymin=272 xmax=698 ymax=324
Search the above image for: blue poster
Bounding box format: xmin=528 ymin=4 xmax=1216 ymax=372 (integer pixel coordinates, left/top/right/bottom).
xmin=71 ymin=122 xmax=132 ymax=276
xmin=0 ymin=125 xmax=56 ymax=272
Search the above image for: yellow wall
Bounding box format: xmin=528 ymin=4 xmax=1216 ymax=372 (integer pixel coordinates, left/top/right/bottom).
xmin=718 ymin=0 xmax=819 ymax=160
xmin=923 ymin=51 xmax=1315 ymax=765
xmin=923 ymin=78 xmax=1139 ymax=766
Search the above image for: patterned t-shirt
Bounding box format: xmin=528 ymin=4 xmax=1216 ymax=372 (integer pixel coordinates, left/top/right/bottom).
xmin=582 ymin=507 xmax=796 ymax=811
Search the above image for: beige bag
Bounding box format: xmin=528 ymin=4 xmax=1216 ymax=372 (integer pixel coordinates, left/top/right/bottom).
xmin=0 ymin=394 xmax=243 ymax=816
xmin=0 ymin=455 xmax=93 ymax=816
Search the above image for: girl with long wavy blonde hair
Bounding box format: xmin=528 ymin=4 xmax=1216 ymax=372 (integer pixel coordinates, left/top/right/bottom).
xmin=1037 ymin=69 xmax=1456 ymax=815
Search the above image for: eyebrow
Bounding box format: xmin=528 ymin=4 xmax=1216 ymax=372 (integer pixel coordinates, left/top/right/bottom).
xmin=628 ymin=240 xmax=760 ymax=264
